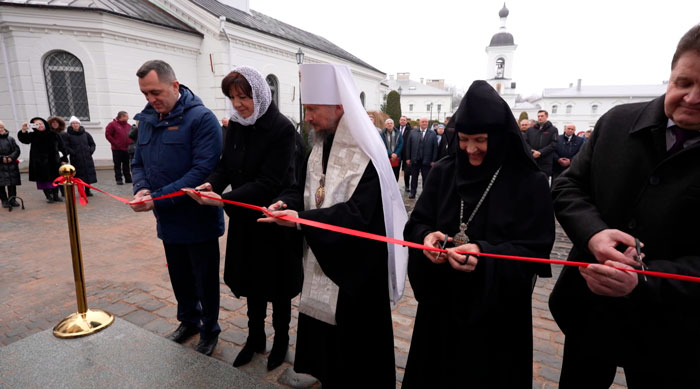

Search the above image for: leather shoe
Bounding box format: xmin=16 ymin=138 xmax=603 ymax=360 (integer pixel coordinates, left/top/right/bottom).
xmin=267 ymin=335 xmax=289 ymax=371
xmin=195 ymin=336 xmax=218 ymax=356
xmin=408 ymin=194 xmax=416 ymax=199
xmin=233 ymin=337 xmax=266 ymax=367
xmin=166 ymin=323 xmax=199 ymax=343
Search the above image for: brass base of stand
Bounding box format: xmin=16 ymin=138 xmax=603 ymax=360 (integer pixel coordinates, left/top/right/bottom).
xmin=53 ymin=309 xmax=114 ymax=339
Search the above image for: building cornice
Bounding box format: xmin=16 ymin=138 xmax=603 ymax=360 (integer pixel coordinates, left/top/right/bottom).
xmin=0 ymin=22 xmax=201 ymax=56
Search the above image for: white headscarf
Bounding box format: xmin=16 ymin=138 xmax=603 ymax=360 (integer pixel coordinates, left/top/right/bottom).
xmin=300 ymin=63 xmax=409 ymax=304
xmin=227 ymin=66 xmax=272 ymax=126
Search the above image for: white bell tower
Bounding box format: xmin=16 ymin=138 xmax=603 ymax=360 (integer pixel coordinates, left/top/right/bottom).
xmin=485 ymin=3 xmax=518 ymax=107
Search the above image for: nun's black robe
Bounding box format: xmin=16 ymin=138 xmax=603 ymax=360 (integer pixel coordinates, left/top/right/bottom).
xmin=403 ymin=155 xmax=553 ymax=388
xmin=279 ymin=135 xmax=396 ymax=388
xmin=402 ymin=80 xmax=555 ymax=388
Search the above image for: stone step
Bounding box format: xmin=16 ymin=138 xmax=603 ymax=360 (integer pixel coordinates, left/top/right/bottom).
xmin=0 ymin=318 xmax=278 ymax=388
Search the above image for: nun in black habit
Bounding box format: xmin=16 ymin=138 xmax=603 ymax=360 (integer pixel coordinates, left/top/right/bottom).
xmin=402 ymin=80 xmax=555 ymax=388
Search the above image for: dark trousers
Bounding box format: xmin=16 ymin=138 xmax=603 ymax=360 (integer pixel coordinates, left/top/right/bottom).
xmin=560 ymin=331 xmax=700 ymax=388
xmin=402 ymin=160 xmax=411 ymax=189
xmin=246 ymin=297 xmax=291 ymax=342
xmin=410 ymin=161 xmax=431 ymax=196
xmin=0 ymin=185 xmax=16 ymax=202
xmin=163 ymin=239 xmax=221 ymax=339
xmin=112 ymin=149 xmax=131 ymax=183
xmin=391 ymin=165 xmax=400 ymax=181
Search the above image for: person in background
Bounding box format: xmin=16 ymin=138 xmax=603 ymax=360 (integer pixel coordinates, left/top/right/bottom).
xmin=128 ymin=118 xmax=139 ymax=165
xmin=105 ymin=111 xmax=132 ymax=185
xmin=436 ymin=124 xmax=445 ymax=145
xmin=63 ymin=116 xmax=97 ymax=196
xmin=18 ymin=117 xmax=67 ymax=203
xmin=397 ymin=115 xmax=413 ymax=193
xmin=524 ymin=110 xmax=558 ymax=182
xmin=47 ymin=116 xmax=67 ymax=197
xmin=405 ymin=117 xmax=438 ymax=199
xmin=381 ymin=118 xmax=403 ymax=181
xmin=0 ymin=120 xmax=21 ymax=208
xmin=552 ymin=123 xmax=584 ymax=181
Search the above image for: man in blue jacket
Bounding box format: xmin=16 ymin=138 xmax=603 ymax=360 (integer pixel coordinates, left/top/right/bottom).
xmin=130 ymin=60 xmax=224 ymax=356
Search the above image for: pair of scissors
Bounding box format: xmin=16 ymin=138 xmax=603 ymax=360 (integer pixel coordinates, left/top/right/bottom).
xmin=434 ymin=233 xmax=449 ymax=261
xmin=633 ymin=237 xmax=648 ymax=282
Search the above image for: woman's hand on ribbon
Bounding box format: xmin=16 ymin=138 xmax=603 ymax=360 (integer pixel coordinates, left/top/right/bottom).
xmin=129 ymin=189 xmax=153 ymax=212
xmin=182 ymin=185 xmax=223 ymax=207
xmin=448 ymin=243 xmax=480 ymax=272
xmin=258 ymin=201 xmax=297 ymax=228
xmin=423 ymin=231 xmax=449 ymax=264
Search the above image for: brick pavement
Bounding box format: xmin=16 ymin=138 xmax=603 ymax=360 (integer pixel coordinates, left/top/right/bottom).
xmin=0 ymin=169 xmax=627 ymax=388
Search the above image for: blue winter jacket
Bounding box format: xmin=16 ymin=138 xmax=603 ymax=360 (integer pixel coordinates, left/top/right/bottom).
xmin=132 ymin=85 xmax=224 ymax=244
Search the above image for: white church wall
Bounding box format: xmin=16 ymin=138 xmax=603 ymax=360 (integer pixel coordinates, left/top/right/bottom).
xmin=0 ymin=5 xmax=202 ymax=166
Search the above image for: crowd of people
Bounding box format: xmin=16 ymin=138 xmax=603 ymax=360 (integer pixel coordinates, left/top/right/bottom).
xmin=4 ymin=22 xmax=699 ymax=388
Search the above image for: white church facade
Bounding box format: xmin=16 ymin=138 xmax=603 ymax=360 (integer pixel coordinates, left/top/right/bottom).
xmin=0 ymin=0 xmax=386 ymax=166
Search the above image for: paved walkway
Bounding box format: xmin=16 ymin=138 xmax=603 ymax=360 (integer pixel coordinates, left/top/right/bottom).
xmin=0 ymin=169 xmax=626 ymax=388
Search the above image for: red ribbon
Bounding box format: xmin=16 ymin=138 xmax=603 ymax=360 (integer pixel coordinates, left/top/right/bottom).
xmin=55 ymin=180 xmax=700 ymax=284
xmin=53 ymin=177 xmax=88 ymax=205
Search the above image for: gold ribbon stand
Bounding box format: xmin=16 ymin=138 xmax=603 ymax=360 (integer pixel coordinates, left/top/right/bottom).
xmin=53 ymin=164 xmax=114 ymax=338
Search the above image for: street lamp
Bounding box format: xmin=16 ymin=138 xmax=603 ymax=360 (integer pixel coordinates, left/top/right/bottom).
xmin=296 ymin=48 xmax=304 ymax=130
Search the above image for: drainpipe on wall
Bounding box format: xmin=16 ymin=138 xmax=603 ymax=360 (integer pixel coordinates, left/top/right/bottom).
xmin=219 ymin=15 xmax=232 ymax=70
xmin=1 ymin=32 xmax=19 ymax=132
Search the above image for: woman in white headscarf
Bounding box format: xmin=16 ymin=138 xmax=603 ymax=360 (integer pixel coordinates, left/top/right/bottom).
xmin=185 ymin=66 xmax=301 ymax=370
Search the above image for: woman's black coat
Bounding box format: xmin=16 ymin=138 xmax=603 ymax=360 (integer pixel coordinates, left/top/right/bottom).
xmin=62 ymin=126 xmax=97 ymax=183
xmin=17 ymin=119 xmax=67 ymax=182
xmin=0 ymin=132 xmax=21 ymax=186
xmin=207 ymin=102 xmax=301 ymax=300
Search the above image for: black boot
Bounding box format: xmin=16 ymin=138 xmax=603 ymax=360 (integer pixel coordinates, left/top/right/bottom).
xmin=52 ymin=189 xmax=63 ymax=202
xmin=0 ymin=187 xmax=8 ymax=208
xmin=85 ymin=187 xmax=93 ymax=197
xmin=233 ymin=298 xmax=267 ymax=367
xmin=8 ymin=186 xmax=19 ymax=207
xmin=267 ymin=299 xmax=291 ymax=370
xmin=43 ymin=189 xmax=54 ymax=203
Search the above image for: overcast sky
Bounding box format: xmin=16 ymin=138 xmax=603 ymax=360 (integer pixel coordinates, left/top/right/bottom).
xmin=251 ymin=0 xmax=700 ymax=96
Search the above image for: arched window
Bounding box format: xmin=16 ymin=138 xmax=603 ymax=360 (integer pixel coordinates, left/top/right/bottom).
xmin=360 ymin=92 xmax=366 ymax=107
xmin=43 ymin=51 xmax=90 ymax=121
xmin=591 ymin=104 xmax=599 ymax=114
xmin=495 ymin=58 xmax=505 ymax=79
xmin=266 ymin=74 xmax=279 ymax=106
xmin=552 ymin=104 xmax=558 ymax=114
xmin=566 ymin=104 xmax=573 ymax=114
